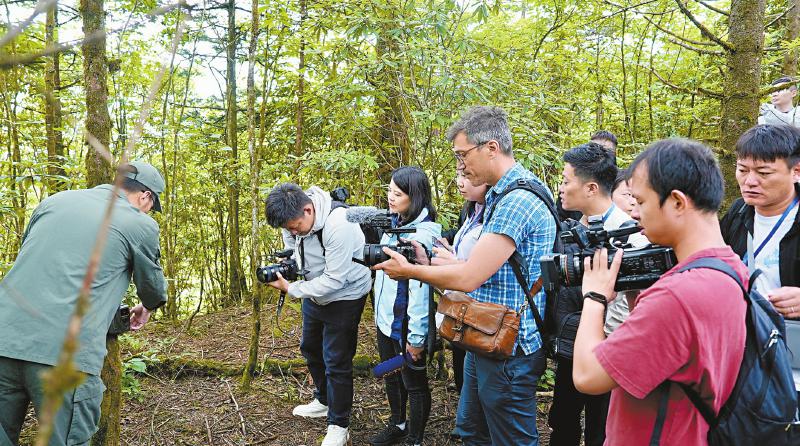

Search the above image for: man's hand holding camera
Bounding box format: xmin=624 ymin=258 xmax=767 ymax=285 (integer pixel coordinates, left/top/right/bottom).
xmin=581 ymin=248 xmax=624 ymax=305
xmin=266 ymin=271 xmax=290 ymax=293
xmin=373 ymin=246 xmax=416 ymax=280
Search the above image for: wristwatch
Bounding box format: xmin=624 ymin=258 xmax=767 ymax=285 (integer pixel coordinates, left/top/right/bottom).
xmin=583 ymin=291 xmax=609 ymax=309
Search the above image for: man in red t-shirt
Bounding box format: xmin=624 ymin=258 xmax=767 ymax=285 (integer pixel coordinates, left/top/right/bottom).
xmin=572 ymin=138 xmax=748 ymax=445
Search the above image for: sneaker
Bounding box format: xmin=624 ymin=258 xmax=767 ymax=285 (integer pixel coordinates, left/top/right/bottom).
xmin=292 ymin=398 xmax=328 ymax=418
xmin=369 ymin=424 xmax=408 ymax=446
xmin=321 ymin=425 xmax=349 ymax=446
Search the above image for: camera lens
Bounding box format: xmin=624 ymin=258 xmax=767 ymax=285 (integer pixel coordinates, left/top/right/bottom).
xmin=362 ymin=244 xmax=390 ymax=267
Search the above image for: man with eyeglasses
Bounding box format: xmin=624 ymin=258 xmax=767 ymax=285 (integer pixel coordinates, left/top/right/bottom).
xmin=376 ymin=106 xmax=557 ymax=445
xmin=0 ymin=161 xmax=167 ymax=445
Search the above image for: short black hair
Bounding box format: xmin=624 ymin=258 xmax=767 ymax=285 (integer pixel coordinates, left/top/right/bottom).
xmin=628 ymin=138 xmax=724 ymax=213
xmin=611 ymin=170 xmax=628 ymax=194
xmin=120 ymin=177 xmax=150 ymax=194
xmin=772 ymin=76 xmax=797 ymax=90
xmin=391 ymin=166 xmax=437 ymax=223
xmin=265 ymin=183 xmax=313 ymax=228
xmin=563 ymin=142 xmax=618 ymax=195
xmin=590 ymin=130 xmax=618 ymax=149
xmin=735 ymin=124 xmax=800 ymax=168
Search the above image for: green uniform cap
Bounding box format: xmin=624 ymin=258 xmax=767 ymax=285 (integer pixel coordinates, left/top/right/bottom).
xmin=121 ymin=161 xmax=165 ymax=212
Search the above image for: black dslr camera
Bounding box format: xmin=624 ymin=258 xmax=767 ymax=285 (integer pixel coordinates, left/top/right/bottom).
xmin=256 ymin=249 xmax=301 ymax=283
xmin=540 ymin=216 xmax=677 ymax=292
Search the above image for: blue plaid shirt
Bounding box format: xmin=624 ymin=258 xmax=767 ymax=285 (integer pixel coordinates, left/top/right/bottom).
xmin=471 ymin=163 xmax=556 ymax=355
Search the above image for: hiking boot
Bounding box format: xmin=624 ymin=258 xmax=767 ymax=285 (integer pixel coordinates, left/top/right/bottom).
xmin=368 ymin=424 xmax=408 ymax=446
xmin=292 ymin=398 xmax=328 ymax=418
xmin=321 ymin=425 xmax=350 ymax=446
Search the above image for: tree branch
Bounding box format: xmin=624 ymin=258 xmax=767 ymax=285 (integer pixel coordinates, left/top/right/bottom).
xmin=694 ymin=0 xmax=729 ymax=17
xmin=646 ymin=64 xmax=723 ymax=98
xmin=667 ymin=37 xmax=724 ymax=55
xmin=765 ymin=5 xmax=795 ymax=30
xmin=674 ymin=0 xmax=733 ymax=51
xmin=760 ymin=79 xmax=800 ymax=96
xmin=642 ymin=14 xmax=715 ymax=46
xmin=0 ymin=0 xmax=57 ymax=49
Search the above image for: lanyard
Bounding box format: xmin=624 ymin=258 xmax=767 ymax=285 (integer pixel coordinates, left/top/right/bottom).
xmin=601 ymin=203 xmax=616 ymax=223
xmin=745 ymin=196 xmax=799 ymax=266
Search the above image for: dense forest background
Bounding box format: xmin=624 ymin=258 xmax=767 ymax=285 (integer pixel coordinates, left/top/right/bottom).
xmin=0 ymin=0 xmax=798 ymax=443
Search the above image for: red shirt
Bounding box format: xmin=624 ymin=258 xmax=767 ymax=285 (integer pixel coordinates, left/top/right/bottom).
xmin=594 ymin=247 xmax=748 ymax=445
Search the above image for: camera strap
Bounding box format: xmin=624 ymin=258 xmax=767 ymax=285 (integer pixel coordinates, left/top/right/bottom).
xmin=509 ymin=252 xmax=546 ymax=334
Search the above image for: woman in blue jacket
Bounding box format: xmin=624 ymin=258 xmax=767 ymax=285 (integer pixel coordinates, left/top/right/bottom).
xmin=369 ymin=166 xmax=441 ymax=446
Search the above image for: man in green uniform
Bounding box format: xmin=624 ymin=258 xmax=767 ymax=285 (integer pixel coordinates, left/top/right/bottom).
xmin=0 ymin=161 xmax=167 ymax=446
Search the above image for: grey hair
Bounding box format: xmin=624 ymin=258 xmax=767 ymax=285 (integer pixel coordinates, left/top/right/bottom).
xmin=446 ymin=106 xmax=513 ymax=155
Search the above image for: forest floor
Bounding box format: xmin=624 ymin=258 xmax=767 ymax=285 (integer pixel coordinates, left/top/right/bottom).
xmin=20 ymin=302 xmax=554 ymax=446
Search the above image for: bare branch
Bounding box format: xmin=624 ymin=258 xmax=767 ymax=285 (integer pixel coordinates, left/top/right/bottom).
xmin=765 ymin=5 xmax=795 ymax=30
xmin=0 ymin=0 xmax=57 ymax=49
xmin=694 ymin=0 xmax=729 ymax=17
xmin=0 ymin=1 xmax=190 ymax=69
xmin=674 ymin=0 xmax=733 ymax=51
xmin=646 ymin=64 xmax=723 ymax=98
xmin=760 ymin=79 xmax=800 ymax=96
xmin=667 ymin=37 xmax=724 ymax=55
xmin=642 ymin=14 xmax=715 ymax=46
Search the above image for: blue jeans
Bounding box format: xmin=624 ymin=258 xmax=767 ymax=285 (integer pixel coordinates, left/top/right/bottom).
xmin=300 ymin=296 xmax=366 ymax=428
xmin=455 ymin=348 xmax=547 ymax=446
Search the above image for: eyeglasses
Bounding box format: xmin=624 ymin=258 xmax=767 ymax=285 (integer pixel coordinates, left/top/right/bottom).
xmin=453 ymin=142 xmax=487 ymax=164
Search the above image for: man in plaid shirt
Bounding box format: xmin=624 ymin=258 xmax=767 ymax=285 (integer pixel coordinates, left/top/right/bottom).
xmin=376 ymin=106 xmax=556 ymax=445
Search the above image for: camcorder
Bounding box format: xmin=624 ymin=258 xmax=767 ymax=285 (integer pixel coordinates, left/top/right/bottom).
xmin=108 ymin=304 xmax=131 ymax=336
xmin=256 ymin=249 xmax=302 ymax=284
xmin=540 ymin=216 xmax=677 ymax=292
xmin=345 ymin=207 xmax=430 ymax=267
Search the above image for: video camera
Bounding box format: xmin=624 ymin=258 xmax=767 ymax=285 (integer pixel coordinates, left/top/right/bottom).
xmin=539 ymin=215 xmax=677 ymax=292
xmin=345 ymin=207 xmax=430 ymax=267
xmin=256 ymin=249 xmax=302 ymax=283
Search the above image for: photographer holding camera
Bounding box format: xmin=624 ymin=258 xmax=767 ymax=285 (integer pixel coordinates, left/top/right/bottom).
xmin=548 ymin=142 xmax=648 ymax=446
xmin=0 ymin=161 xmax=167 ymax=445
xmin=375 ymin=106 xmax=556 ymax=446
xmin=264 ymin=183 xmax=372 ymax=446
xmin=369 ymin=166 xmax=441 ymax=446
xmin=572 ymin=139 xmax=748 ymax=444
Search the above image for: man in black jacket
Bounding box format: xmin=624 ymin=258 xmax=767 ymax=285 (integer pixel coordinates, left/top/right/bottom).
xmin=720 ymin=124 xmax=800 ymax=313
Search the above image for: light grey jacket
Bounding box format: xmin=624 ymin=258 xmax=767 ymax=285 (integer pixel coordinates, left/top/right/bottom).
xmin=758 ymin=103 xmax=800 ymax=127
xmin=283 ymin=186 xmax=372 ymax=305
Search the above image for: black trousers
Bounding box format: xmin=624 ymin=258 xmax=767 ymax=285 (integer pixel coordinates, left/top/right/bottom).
xmin=376 ymin=330 xmax=431 ymax=444
xmin=452 ymin=343 xmax=466 ymax=393
xmin=300 ymin=296 xmax=366 ymax=428
xmin=547 ymin=357 xmax=610 ymax=446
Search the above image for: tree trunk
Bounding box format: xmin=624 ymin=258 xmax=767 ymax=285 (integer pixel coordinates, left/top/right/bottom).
xmin=294 ymin=0 xmax=306 ymax=157
xmin=92 ymin=338 xmax=121 ymax=446
xmin=81 ymin=0 xmax=118 ymax=444
xmin=44 ymin=3 xmax=66 ymax=195
xmin=783 ymin=0 xmax=800 ymax=76
xmin=242 ymin=0 xmax=263 ymax=391
xmin=719 ymin=0 xmax=766 ymax=205
xmin=226 ymin=0 xmax=245 ymax=306
xmin=81 ymin=0 xmax=112 ymax=187
xmin=371 ymin=10 xmax=411 ymax=191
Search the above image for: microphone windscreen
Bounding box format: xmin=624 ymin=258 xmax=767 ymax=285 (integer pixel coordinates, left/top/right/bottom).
xmin=345 ymin=206 xmax=387 ymax=224
xmin=372 ymin=353 xmax=407 ymax=378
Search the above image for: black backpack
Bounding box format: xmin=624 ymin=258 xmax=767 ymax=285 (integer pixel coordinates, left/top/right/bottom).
xmin=482 ymin=178 xmax=563 ymax=357
xmin=650 ymin=257 xmax=800 ymax=445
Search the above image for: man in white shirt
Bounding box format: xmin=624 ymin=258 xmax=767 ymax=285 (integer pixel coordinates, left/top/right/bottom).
xmin=720 ymin=124 xmax=800 ymax=397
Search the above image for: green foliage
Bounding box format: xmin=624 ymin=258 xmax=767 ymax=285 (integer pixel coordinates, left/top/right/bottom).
xmin=121 ymin=351 xmax=159 ymax=402
xmin=0 ymin=0 xmax=789 ymax=316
